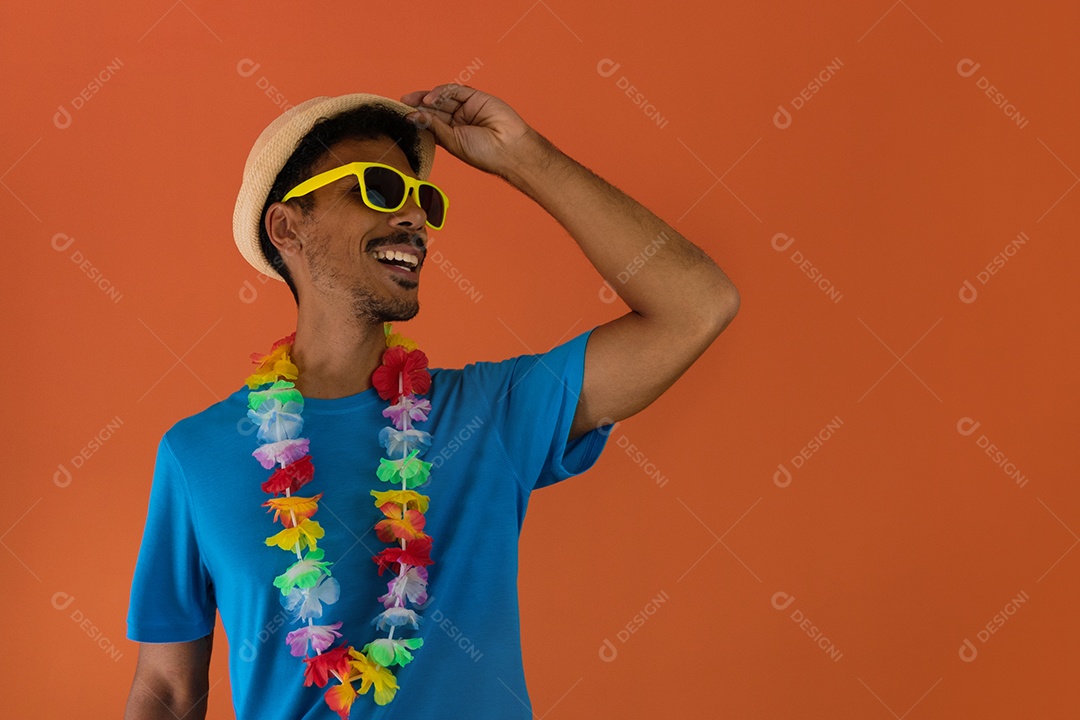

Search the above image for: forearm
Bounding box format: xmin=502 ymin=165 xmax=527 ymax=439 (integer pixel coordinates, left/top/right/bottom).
xmin=500 ymin=129 xmax=739 ymax=327
xmin=124 ymin=684 xmax=208 ymax=720
xmin=124 ymin=635 xmax=212 ymax=720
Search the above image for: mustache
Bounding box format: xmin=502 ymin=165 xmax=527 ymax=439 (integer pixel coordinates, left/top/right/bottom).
xmin=367 ymin=231 xmax=426 ymax=254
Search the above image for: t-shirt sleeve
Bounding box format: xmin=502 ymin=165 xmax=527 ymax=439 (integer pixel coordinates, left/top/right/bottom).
xmin=126 ymin=432 xmax=216 ymax=643
xmin=465 ymin=327 xmax=613 ymax=492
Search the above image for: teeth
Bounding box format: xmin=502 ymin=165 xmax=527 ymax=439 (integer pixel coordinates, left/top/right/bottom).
xmin=371 ymin=249 xmax=419 ymax=269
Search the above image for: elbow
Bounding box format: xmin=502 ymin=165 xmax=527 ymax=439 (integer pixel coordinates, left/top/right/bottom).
xmin=651 ymin=274 xmax=739 ymax=338
xmin=677 ymin=288 xmax=738 ymax=340
xmin=706 ymin=284 xmax=740 ymax=335
xmin=721 ymin=286 xmax=740 ymax=319
xmin=125 ymin=683 xmax=208 ymax=720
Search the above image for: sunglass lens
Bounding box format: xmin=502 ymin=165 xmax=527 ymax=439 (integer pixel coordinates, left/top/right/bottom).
xmin=365 ymin=187 xmax=388 ymax=207
xmin=363 ymin=167 xmax=405 ymax=209
xmin=418 ymin=185 xmax=446 ymax=227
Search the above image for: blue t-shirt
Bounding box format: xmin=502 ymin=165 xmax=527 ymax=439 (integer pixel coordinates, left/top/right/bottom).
xmin=126 ymin=328 xmax=611 ymax=719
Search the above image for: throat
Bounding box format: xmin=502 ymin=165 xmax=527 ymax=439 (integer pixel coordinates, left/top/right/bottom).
xmin=293 ymin=374 xmax=374 ymax=400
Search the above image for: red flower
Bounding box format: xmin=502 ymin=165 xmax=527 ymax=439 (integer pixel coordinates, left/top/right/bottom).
xmin=371 ymin=347 xmax=431 ymax=402
xmin=261 ymin=455 xmax=314 ymax=495
xmin=303 ymin=644 xmax=352 ymax=688
xmin=372 ymin=536 xmax=434 ymax=576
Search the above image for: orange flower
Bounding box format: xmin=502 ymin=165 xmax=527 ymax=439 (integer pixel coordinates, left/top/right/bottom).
xmin=325 ymin=678 xmax=359 ymax=718
xmin=374 ymin=505 xmax=427 ymax=543
xmin=263 ymin=493 xmax=323 ymax=528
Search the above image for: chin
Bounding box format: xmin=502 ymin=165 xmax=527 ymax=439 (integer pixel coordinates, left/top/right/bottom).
xmin=345 ymin=281 xmax=420 ymax=324
xmin=392 ymin=303 xmax=420 ymax=322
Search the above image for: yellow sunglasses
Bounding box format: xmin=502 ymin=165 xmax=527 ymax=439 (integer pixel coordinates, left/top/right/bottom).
xmin=282 ymin=161 xmax=448 ymax=230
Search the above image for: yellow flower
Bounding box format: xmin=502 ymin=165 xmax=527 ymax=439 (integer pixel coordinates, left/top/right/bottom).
xmin=385 ymin=332 xmax=418 ymax=352
xmin=265 ymin=518 xmax=324 ymax=552
xmin=347 ymin=648 xmax=399 ymax=705
xmin=370 ymin=489 xmax=429 ymax=513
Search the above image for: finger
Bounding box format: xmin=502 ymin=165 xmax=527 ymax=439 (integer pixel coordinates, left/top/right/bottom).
xmin=423 ymin=83 xmax=477 ymax=109
xmin=407 ymin=106 xmax=455 ymax=128
xmin=399 ymin=90 xmax=431 ymax=107
xmin=421 ymin=94 xmax=462 ymax=116
xmin=419 ymin=83 xmax=457 ymax=103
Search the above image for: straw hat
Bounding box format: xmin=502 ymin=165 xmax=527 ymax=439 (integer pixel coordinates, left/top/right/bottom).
xmin=232 ymin=93 xmax=437 ymax=282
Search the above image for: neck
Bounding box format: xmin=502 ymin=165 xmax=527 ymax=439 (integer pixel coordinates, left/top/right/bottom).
xmin=288 ymin=303 xmax=390 ymax=400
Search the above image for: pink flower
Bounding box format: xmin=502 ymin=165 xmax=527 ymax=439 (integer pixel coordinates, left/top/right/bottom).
xmin=285 ymin=622 xmax=343 ymax=657
xmin=378 ymin=566 xmax=429 ymax=608
xmin=382 ymin=395 xmax=432 ymax=431
xmin=253 ymin=438 xmax=310 ymax=470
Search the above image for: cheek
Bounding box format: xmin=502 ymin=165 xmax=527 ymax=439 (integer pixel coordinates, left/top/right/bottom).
xmin=346 ymin=198 xmax=389 ymax=232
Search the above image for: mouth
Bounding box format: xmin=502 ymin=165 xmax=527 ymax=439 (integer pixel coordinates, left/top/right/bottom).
xmin=369 ymin=248 xmax=421 ymax=278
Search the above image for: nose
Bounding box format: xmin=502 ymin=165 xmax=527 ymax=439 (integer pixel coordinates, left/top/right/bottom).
xmin=389 ymin=188 xmax=428 ymax=229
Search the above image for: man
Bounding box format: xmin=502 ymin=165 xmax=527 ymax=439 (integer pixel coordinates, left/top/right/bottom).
xmin=124 ymin=85 xmax=739 ymax=719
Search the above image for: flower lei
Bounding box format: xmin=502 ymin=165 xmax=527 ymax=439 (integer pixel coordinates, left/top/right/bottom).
xmin=244 ymin=322 xmax=435 ymax=716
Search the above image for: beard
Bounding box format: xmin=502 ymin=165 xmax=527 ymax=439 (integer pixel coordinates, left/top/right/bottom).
xmin=305 ymin=229 xmax=420 ymax=325
xmin=348 ymin=282 xmax=419 ymax=324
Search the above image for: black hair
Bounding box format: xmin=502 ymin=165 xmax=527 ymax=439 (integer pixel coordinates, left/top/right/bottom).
xmin=257 ymin=104 xmax=422 ymax=305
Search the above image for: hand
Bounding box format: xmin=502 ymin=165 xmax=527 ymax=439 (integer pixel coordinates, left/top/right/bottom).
xmin=399 ymin=85 xmax=538 ymax=177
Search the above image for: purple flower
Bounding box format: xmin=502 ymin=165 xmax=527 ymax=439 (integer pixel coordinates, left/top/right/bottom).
xmin=382 ymin=395 xmax=432 ymax=430
xmin=252 ymin=438 xmax=310 ymax=469
xmin=378 ymin=566 xmax=429 ymax=608
xmin=284 ymin=621 xmax=343 ymax=657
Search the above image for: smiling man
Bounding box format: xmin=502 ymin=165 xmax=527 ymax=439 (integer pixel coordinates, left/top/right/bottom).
xmin=260 ymin=128 xmax=439 ymax=401
xmin=124 ymin=86 xmax=739 ymax=720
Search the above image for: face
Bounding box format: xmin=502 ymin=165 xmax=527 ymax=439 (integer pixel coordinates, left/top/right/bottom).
xmin=267 ymin=135 xmax=431 ymax=324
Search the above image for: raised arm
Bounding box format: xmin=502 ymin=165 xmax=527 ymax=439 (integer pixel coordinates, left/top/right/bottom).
xmin=500 ymin=131 xmax=738 ymax=440
xmin=124 ymin=634 xmax=213 ymax=720
xmin=401 ymin=85 xmax=740 ymax=441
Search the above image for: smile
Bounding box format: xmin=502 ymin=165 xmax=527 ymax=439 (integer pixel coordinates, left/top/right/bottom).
xmin=370 ymin=249 xmax=420 ymax=279
xmin=370 ymin=249 xmax=420 ymax=272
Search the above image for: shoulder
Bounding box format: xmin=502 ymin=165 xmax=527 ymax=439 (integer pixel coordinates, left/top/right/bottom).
xmin=431 ymin=328 xmax=594 ymax=383
xmin=163 ymin=384 xmax=249 ymax=460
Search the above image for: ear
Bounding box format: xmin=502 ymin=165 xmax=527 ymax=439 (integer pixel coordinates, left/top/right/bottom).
xmin=265 ymin=201 xmax=307 ymax=262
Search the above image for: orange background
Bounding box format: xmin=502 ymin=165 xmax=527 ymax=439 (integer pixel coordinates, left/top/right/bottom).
xmin=4 ymin=1 xmax=1079 ymax=718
